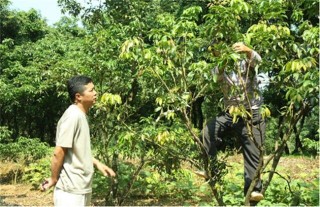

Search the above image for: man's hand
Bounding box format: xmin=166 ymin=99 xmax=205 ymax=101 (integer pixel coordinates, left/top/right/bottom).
xmin=96 ymin=162 xmax=116 ymax=177
xmin=232 ymin=42 xmax=251 ymax=53
xmin=232 ymin=42 xmax=253 ymax=59
xmin=93 ymin=158 xmax=116 ymax=177
xmin=40 ymin=177 xmax=57 ymax=191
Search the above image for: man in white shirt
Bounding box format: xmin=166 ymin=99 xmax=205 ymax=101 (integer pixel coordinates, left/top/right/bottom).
xmin=41 ymin=75 xmax=116 ymax=206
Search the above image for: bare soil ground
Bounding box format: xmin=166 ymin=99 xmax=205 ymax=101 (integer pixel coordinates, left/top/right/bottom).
xmin=0 ymin=155 xmax=318 ymax=206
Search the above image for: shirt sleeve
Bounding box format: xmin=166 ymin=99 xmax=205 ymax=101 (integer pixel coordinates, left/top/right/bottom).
xmin=248 ymin=50 xmax=262 ymax=68
xmin=211 ymin=66 xmax=224 ymax=81
xmin=56 ymin=114 xmax=79 ymax=148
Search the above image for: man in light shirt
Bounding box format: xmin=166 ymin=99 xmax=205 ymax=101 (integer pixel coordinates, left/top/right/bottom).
xmin=41 ymin=75 xmax=116 ymax=206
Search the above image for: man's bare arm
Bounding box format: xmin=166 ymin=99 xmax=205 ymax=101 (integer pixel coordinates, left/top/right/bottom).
xmin=93 ymin=157 xmax=116 ymax=177
xmin=40 ymin=146 xmax=67 ymax=191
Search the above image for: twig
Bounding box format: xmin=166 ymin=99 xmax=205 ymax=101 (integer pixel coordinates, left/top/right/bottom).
xmin=264 ymin=170 xmax=293 ymax=194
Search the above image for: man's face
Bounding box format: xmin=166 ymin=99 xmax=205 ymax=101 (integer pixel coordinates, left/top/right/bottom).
xmin=78 ymin=82 xmax=97 ymax=108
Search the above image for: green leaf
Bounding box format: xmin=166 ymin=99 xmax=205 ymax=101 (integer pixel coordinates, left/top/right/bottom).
xmin=230 ymin=53 xmax=241 ymax=61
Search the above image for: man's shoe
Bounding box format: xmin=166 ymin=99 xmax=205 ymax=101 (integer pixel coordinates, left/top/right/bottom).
xmin=250 ymin=191 xmax=264 ymax=202
xmin=194 ymin=170 xmax=208 ymax=179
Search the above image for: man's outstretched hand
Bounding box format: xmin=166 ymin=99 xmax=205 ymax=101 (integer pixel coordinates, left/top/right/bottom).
xmin=93 ymin=158 xmax=116 ymax=177
xmin=96 ymin=162 xmax=116 ymax=177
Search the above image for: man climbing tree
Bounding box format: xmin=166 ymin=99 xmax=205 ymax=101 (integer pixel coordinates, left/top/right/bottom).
xmin=197 ymin=42 xmax=265 ymax=203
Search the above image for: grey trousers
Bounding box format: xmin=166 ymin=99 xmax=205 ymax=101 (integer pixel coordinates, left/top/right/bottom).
xmin=202 ymin=109 xmax=265 ymax=195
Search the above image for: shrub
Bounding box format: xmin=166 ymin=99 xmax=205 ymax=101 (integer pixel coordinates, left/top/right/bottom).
xmin=0 ymin=135 xmax=51 ymax=185
xmin=22 ymin=156 xmax=52 ymax=189
xmin=0 ymin=136 xmax=50 ymax=164
xmin=0 ymin=161 xmax=24 ymax=184
xmin=0 ymin=126 xmax=13 ymax=143
xmin=259 ymin=175 xmax=319 ymax=206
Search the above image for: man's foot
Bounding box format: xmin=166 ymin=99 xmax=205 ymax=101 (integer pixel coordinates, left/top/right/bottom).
xmin=194 ymin=170 xmax=208 ymax=179
xmin=250 ymin=191 xmax=264 ymax=202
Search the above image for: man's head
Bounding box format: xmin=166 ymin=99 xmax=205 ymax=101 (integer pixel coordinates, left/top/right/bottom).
xmin=67 ymin=75 xmax=97 ymax=107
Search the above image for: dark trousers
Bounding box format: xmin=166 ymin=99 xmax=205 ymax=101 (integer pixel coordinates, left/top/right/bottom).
xmin=202 ymin=109 xmax=265 ymax=195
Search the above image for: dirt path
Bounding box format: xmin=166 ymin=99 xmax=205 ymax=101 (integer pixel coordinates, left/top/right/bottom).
xmin=0 ymin=184 xmax=53 ymax=206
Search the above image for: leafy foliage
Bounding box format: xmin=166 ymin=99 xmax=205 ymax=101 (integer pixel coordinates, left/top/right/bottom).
xmin=0 ymin=0 xmax=318 ymax=205
xmin=0 ymin=136 xmax=50 ymax=164
xmin=22 ymin=156 xmax=52 ymax=189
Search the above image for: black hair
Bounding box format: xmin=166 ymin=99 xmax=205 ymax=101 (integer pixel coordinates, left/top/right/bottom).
xmin=67 ymin=75 xmax=93 ymax=102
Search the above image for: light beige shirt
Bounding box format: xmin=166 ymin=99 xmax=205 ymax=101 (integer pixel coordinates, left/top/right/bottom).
xmin=55 ymin=104 xmax=94 ymax=194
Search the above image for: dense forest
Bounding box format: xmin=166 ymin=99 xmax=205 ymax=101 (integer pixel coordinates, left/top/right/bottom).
xmin=0 ymin=0 xmax=318 ymax=206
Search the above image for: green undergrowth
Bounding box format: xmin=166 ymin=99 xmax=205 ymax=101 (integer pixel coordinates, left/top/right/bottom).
xmin=0 ymin=136 xmax=318 ymax=206
xmin=91 ymin=156 xmax=319 ymax=206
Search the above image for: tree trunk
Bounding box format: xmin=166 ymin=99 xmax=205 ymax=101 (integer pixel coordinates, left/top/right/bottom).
xmin=191 ymin=96 xmax=204 ymax=129
xmin=278 ymin=116 xmax=290 ymax=154
xmin=293 ymin=113 xmax=306 ymax=154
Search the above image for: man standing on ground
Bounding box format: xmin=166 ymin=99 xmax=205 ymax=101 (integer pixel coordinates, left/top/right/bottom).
xmin=41 ymin=75 xmax=116 ymax=206
xmin=200 ymin=42 xmax=265 ymax=202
